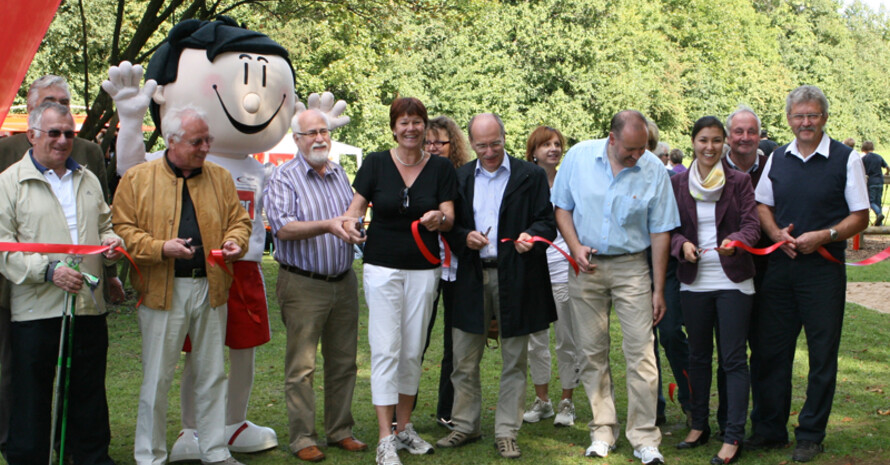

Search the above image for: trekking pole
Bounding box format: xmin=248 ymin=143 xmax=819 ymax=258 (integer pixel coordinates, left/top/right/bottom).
xmin=47 ymin=289 xmax=71 ymax=465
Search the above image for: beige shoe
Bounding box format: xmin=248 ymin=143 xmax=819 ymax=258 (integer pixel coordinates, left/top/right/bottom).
xmin=494 ymin=437 xmax=521 ymax=459
xmin=435 ymin=430 xmax=482 ymax=448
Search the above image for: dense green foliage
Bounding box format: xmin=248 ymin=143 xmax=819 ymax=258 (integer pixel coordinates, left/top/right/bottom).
xmin=14 ymin=0 xmax=890 ymax=157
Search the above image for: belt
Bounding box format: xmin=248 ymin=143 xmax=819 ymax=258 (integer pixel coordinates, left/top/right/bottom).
xmin=481 ymin=258 xmax=498 ymax=269
xmin=174 ymin=268 xmax=207 ymax=278
xmin=281 ymin=264 xmax=348 ymax=282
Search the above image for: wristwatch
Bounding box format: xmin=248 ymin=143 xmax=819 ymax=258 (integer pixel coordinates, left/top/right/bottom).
xmin=440 ymin=214 xmax=447 ymax=225
xmin=829 ymin=228 xmax=838 ymax=241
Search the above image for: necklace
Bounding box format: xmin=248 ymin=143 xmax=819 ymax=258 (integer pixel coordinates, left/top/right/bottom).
xmin=393 ymin=149 xmax=427 ymax=167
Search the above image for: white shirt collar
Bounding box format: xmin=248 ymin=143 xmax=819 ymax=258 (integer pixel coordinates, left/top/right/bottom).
xmin=788 ymin=133 xmax=831 ymax=161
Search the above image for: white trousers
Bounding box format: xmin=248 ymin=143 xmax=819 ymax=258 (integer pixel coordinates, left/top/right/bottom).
xmin=364 ymin=264 xmax=440 ymax=406
xmin=527 ymin=282 xmax=582 ymax=389
xmin=134 ymin=278 xmax=230 ymax=465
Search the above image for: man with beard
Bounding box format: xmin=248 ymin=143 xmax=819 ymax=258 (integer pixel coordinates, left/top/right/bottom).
xmin=264 ymin=109 xmax=367 ymax=462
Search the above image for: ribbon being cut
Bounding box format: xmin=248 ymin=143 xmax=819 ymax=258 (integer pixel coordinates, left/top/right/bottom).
xmin=698 ymin=240 xmax=890 ymax=266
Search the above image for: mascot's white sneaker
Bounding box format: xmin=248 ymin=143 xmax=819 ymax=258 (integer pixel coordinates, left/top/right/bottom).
xmin=226 ymin=421 xmax=278 ymax=453
xmin=169 ymin=429 xmax=201 ymax=462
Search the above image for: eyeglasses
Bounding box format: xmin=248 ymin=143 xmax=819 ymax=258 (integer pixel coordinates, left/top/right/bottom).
xmin=473 ymin=140 xmax=504 ymax=151
xmin=424 ymin=140 xmax=450 ymax=148
xmin=31 ymin=128 xmax=75 ymax=139
xmin=297 ymin=128 xmax=331 ymax=138
xmin=789 ymin=113 xmax=823 ymax=122
xmin=399 ymin=187 xmax=410 ymax=214
xmin=187 ymin=136 xmax=214 ymax=147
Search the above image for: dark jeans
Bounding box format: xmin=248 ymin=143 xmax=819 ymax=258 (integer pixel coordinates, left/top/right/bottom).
xmin=681 ymin=290 xmax=752 ymax=444
xmin=7 ymin=314 xmax=114 ymax=465
xmin=655 ymin=265 xmax=691 ymax=416
xmin=420 ymin=279 xmax=455 ymax=420
xmin=750 ymin=254 xmax=846 ymax=444
xmin=868 ymin=183 xmax=884 ymax=217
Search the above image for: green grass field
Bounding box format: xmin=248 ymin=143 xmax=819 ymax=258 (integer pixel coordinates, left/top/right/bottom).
xmin=75 ymin=257 xmax=890 ymax=464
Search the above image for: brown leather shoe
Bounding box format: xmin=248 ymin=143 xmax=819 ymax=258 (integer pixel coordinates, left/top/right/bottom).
xmin=333 ymin=437 xmax=368 ymax=452
xmin=296 ymin=445 xmax=325 ymax=462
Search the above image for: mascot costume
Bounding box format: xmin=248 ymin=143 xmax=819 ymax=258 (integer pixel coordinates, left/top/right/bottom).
xmin=103 ymin=16 xmax=348 ymax=461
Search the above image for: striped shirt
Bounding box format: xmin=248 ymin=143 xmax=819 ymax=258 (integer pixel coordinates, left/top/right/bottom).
xmin=265 ymin=153 xmax=355 ymax=275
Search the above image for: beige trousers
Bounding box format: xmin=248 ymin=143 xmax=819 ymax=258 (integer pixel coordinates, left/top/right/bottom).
xmin=568 ymin=253 xmax=661 ymax=450
xmin=277 ymin=268 xmax=359 ymax=453
xmin=451 ymin=269 xmax=528 ymax=439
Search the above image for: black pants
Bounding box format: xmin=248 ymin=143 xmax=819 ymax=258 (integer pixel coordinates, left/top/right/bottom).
xmin=655 ymin=265 xmax=691 ymax=416
xmin=7 ymin=314 xmax=114 ymax=465
xmin=750 ymin=254 xmax=845 ymax=444
xmin=419 ymin=279 xmax=455 ymax=420
xmin=681 ymin=290 xmax=752 ymax=444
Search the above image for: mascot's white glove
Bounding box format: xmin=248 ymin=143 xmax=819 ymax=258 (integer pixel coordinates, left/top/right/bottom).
xmin=295 ymin=92 xmax=350 ymax=129
xmin=102 ymin=61 xmax=157 ymax=175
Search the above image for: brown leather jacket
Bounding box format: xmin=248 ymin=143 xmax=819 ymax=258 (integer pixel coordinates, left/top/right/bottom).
xmin=112 ymin=156 xmax=251 ymax=310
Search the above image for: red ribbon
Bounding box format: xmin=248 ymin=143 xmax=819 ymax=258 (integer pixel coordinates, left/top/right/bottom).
xmin=704 ymin=240 xmax=890 ymax=266
xmin=410 ymin=220 xmax=451 ymax=268
xmin=0 ymin=241 xmax=143 ymax=300
xmin=500 ymin=236 xmax=580 ymax=276
xmin=207 ymin=250 xmax=261 ymax=324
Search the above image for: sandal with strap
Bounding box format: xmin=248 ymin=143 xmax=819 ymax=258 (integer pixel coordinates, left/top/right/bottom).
xmin=435 ymin=430 xmax=481 ymax=448
xmin=495 ymin=437 xmax=521 ymax=459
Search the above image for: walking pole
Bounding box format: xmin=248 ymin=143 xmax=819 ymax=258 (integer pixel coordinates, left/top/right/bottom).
xmin=47 ymin=286 xmax=72 ymax=465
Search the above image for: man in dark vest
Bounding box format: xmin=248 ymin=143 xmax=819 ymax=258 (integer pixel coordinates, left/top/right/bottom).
xmin=749 ymin=85 xmax=869 ymax=462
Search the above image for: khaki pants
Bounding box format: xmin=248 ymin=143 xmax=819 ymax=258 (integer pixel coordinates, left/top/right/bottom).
xmin=568 ymin=253 xmax=661 ymax=450
xmin=451 ymin=269 xmax=528 ymax=439
xmin=134 ymin=278 xmax=229 ymax=465
xmin=278 ymin=268 xmax=359 ymax=453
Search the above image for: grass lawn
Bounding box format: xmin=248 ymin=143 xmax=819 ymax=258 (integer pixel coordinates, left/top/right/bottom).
xmin=83 ymin=257 xmax=890 ymax=465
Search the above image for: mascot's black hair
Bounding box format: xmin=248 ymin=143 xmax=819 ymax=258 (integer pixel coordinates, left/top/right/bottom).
xmin=145 ymin=15 xmax=295 ymax=132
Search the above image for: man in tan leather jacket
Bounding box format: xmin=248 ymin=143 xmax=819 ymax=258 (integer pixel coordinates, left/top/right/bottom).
xmin=112 ymin=106 xmax=251 ymax=465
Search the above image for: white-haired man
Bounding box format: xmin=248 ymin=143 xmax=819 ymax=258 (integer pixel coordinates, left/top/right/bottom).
xmin=112 ymin=106 xmax=252 ymax=465
xmin=265 ymin=109 xmax=366 ymax=462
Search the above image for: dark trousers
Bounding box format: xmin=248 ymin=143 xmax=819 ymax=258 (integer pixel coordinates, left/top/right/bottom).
xmin=681 ymin=290 xmax=752 ymax=444
xmin=655 ymin=267 xmax=691 ymax=415
xmin=7 ymin=314 xmax=114 ymax=465
xmin=420 ymin=279 xmax=455 ymax=420
xmin=750 ymin=254 xmax=845 ymax=444
xmin=716 ymin=267 xmax=766 ymax=432
xmin=868 ymin=183 xmax=883 ymax=217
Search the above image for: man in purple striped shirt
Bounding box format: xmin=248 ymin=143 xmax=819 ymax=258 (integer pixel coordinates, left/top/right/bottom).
xmin=265 ymin=108 xmax=367 ymax=462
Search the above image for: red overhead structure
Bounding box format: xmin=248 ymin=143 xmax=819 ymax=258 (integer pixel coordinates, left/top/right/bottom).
xmin=0 ymin=0 xmax=63 ymax=127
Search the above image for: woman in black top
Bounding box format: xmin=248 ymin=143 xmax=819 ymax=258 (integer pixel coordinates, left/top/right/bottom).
xmin=346 ymin=97 xmax=457 ymax=464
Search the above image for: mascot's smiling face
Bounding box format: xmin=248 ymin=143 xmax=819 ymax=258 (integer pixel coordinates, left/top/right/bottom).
xmin=155 ymin=48 xmax=295 ymax=155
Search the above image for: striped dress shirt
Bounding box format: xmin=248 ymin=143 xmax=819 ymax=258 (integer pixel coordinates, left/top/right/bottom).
xmin=265 ymin=153 xmax=355 ymax=275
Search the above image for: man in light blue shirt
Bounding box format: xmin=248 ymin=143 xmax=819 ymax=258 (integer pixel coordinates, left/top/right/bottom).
xmin=551 ymin=110 xmax=679 ymax=465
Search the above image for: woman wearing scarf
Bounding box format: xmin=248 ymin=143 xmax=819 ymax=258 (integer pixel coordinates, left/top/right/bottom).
xmin=670 ymin=116 xmax=760 ymax=465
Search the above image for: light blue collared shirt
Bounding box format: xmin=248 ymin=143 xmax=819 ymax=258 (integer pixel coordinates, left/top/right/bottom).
xmin=473 ymin=153 xmax=511 ymax=259
xmin=551 ymin=138 xmax=680 ymax=255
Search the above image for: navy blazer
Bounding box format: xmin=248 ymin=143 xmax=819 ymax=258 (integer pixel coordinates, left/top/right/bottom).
xmin=670 ymin=160 xmax=761 ymax=284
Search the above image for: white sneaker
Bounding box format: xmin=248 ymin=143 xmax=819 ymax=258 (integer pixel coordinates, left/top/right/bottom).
xmin=522 ymin=398 xmax=554 ymax=423
xmin=225 ymin=420 xmax=278 ymax=453
xmin=376 ymin=434 xmax=402 ymax=465
xmin=169 ymin=429 xmax=201 ymax=462
xmin=633 ymin=446 xmax=665 ymax=465
xmin=584 ymin=440 xmax=615 ymax=458
xmin=201 ymin=457 xmax=245 ymax=465
xmin=553 ymin=399 xmax=575 ymax=426
xmin=395 ymin=423 xmax=434 ymax=455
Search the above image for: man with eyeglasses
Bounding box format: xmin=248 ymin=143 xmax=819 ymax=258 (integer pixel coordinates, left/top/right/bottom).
xmin=265 ymin=108 xmax=368 ymax=462
xmin=112 ymin=106 xmax=252 ymax=465
xmin=749 ymin=85 xmax=868 ymax=462
xmin=0 ymin=74 xmax=123 ymax=458
xmin=0 ymin=101 xmax=123 ymax=464
xmin=438 ymin=113 xmax=556 ymax=459
xmin=551 ymin=110 xmax=679 ymax=465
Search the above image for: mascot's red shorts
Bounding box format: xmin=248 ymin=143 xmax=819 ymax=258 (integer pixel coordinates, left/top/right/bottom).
xmin=183 ymin=260 xmax=271 ymax=351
